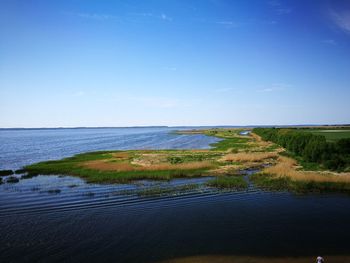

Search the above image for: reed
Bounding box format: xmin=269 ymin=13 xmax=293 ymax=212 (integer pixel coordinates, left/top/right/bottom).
xmin=207 ymin=176 xmax=247 ymax=189
xmin=252 ymin=156 xmax=350 ymax=192
xmin=265 ymin=156 xmax=350 ymax=184
xmin=222 ymin=152 xmax=277 ymax=163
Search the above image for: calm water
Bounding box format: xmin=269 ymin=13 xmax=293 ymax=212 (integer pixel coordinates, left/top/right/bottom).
xmin=0 ymin=128 xmax=350 ymax=263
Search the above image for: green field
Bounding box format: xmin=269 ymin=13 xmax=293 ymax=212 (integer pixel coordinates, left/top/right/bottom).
xmin=303 ymin=129 xmax=350 ymax=142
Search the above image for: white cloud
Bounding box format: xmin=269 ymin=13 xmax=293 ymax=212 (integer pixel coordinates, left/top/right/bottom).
xmin=330 ymin=9 xmax=350 ymax=33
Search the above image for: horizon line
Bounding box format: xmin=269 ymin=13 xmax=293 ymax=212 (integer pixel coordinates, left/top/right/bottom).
xmin=1 ymin=123 xmax=350 ymax=130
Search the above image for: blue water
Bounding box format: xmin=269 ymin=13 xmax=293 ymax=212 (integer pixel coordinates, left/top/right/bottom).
xmin=0 ymin=127 xmax=219 ymax=170
xmin=0 ymin=128 xmax=350 ymax=263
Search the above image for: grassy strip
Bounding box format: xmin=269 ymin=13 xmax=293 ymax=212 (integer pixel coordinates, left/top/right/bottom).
xmin=118 ymin=184 xmax=201 ymax=197
xmin=26 ymin=163 xmax=209 ymax=183
xmin=206 ymin=176 xmax=247 ymax=189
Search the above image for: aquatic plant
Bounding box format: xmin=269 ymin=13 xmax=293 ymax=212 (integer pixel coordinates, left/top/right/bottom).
xmin=6 ymin=176 xmax=19 ymax=183
xmin=0 ymin=170 xmax=14 ymax=176
xmin=207 ymin=176 xmax=247 ymax=189
xmin=14 ymin=169 xmax=26 ymax=174
xmin=47 ymin=189 xmax=61 ymax=194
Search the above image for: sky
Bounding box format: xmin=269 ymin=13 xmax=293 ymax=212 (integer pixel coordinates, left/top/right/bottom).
xmin=1 ymin=0 xmax=350 ymax=128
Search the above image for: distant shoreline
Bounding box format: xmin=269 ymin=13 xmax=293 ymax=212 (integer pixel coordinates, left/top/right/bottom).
xmin=1 ymin=124 xmax=350 ymax=130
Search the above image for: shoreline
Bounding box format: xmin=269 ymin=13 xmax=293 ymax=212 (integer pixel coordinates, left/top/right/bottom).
xmin=1 ymin=127 xmax=347 ymax=193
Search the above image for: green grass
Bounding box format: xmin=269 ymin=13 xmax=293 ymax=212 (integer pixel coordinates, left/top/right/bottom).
xmin=209 ymin=137 xmax=251 ymax=151
xmin=25 ymin=163 xmax=208 ymax=183
xmin=251 ymin=173 xmax=350 ymax=193
xmin=206 ymin=129 xmax=252 ymax=151
xmin=206 ymin=175 xmax=247 ymax=189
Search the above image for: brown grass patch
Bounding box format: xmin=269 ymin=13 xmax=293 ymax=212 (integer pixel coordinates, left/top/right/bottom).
xmin=222 ymin=152 xmax=278 ymax=163
xmin=138 ymin=161 xmax=214 ymax=171
xmin=111 ymin=152 xmax=130 ymax=159
xmin=264 ymin=156 xmax=350 ymax=183
xmin=131 ymin=153 xmax=168 ymax=166
xmin=82 ymin=160 xmax=135 ymax=171
xmin=82 ymin=160 xmax=214 ymax=172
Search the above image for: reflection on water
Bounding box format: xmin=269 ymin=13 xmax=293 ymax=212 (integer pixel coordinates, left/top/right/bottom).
xmin=1 ymin=174 xmax=350 ymax=263
xmin=1 ymin=128 xmax=350 ymax=262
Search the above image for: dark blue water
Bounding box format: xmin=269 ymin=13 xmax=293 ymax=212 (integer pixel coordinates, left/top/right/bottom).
xmin=0 ymin=128 xmax=350 ymax=263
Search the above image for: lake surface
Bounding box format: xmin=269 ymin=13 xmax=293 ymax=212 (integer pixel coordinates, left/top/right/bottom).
xmin=0 ymin=128 xmax=350 ymax=263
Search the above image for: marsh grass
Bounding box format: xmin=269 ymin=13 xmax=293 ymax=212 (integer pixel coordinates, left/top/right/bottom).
xmin=6 ymin=176 xmax=19 ymax=183
xmin=222 ymin=152 xmax=277 ymax=163
xmin=252 ymin=156 xmax=350 ymax=192
xmin=210 ymin=137 xmax=251 ymax=151
xmin=207 ymin=176 xmax=247 ymax=189
xmin=0 ymin=170 xmax=14 ymax=176
xmin=23 ymin=128 xmax=350 ymax=192
xmin=118 ymin=184 xmax=201 ymax=197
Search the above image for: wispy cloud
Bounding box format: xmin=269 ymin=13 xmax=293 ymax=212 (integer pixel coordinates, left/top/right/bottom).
xmin=160 ymin=13 xmax=172 ymax=21
xmin=321 ymin=39 xmax=337 ymax=45
xmin=128 ymin=12 xmax=172 ymax=22
xmin=267 ymin=0 xmax=281 ymax=7
xmin=216 ymin=21 xmax=240 ymax=28
xmin=72 ymin=12 xmax=118 ymax=20
xmin=268 ymin=0 xmax=292 ymax=15
xmin=257 ymin=83 xmax=291 ymax=92
xmin=330 ymin=9 xmax=350 ymax=33
xmin=258 ymin=88 xmax=274 ymax=92
xmin=276 ymin=8 xmax=292 ymax=15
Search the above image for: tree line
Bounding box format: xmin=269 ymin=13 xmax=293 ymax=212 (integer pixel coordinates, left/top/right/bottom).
xmin=253 ymin=128 xmax=350 ymax=171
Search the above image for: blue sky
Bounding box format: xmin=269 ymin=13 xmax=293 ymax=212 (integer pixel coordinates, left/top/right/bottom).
xmin=1 ymin=0 xmax=350 ymax=127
